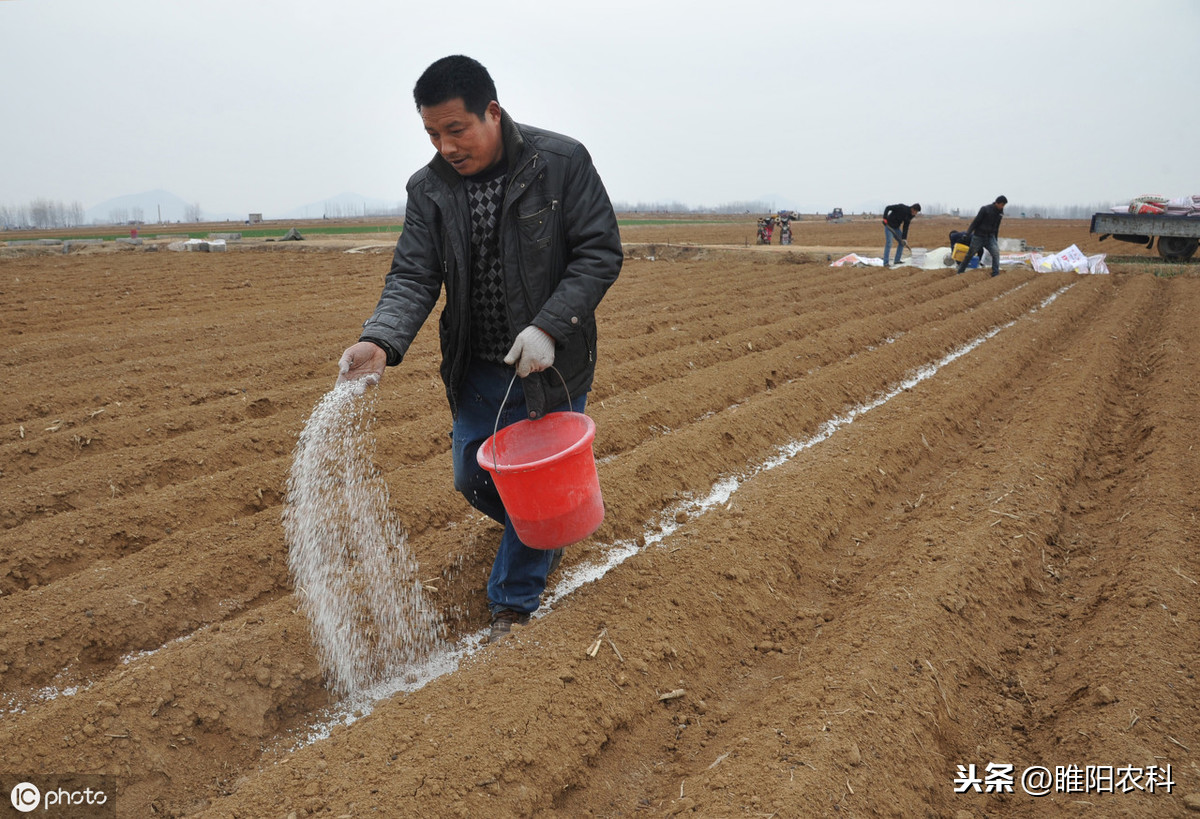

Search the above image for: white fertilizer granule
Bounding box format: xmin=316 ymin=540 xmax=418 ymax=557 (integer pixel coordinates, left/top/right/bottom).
xmin=283 ymin=381 xmax=444 ymax=696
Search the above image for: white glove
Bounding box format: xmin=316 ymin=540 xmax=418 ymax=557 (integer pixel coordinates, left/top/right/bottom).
xmin=504 ymin=325 xmax=556 ymax=378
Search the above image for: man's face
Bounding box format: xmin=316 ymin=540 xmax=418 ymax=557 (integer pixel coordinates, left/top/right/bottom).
xmin=996 ymin=201 xmax=1007 ymax=211
xmin=420 ymin=98 xmax=504 ymax=176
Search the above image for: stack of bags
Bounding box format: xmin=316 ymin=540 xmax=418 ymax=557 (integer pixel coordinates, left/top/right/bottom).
xmin=1031 ymin=245 xmax=1109 ymax=275
xmin=1118 ymin=194 xmax=1200 ymax=216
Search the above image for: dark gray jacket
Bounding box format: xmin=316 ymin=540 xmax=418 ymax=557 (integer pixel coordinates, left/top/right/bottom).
xmin=883 ymin=203 xmax=916 ymax=237
xmin=360 ymin=110 xmax=622 ymax=419
xmin=967 ymin=203 xmax=1004 ymax=238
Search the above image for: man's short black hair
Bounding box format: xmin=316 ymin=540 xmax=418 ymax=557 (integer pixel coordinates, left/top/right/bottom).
xmin=912 ymin=203 xmax=922 ymax=212
xmin=995 ymin=195 xmax=1008 ymax=205
xmin=413 ymin=55 xmax=498 ymax=119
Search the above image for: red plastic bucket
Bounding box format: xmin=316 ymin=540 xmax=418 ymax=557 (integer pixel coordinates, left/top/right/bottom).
xmin=476 ymin=411 xmax=604 ymax=549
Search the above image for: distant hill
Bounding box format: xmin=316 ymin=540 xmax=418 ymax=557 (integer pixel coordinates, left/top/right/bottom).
xmin=84 ymin=189 xmax=240 ymax=225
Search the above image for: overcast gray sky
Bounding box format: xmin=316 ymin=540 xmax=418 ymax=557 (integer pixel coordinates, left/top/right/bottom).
xmin=3 ymin=0 xmax=1198 ymax=218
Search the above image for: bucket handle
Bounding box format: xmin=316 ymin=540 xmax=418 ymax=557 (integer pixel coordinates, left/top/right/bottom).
xmin=489 ymin=366 xmax=572 ymax=475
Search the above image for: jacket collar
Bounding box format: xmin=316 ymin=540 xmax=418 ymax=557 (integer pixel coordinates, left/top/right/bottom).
xmin=499 ymin=109 xmax=524 ymax=174
xmin=428 ymin=108 xmax=525 ymax=188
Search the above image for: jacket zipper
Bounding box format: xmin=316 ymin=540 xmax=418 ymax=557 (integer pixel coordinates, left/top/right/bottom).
xmin=445 ymin=213 xmax=468 ymax=419
xmin=505 ymin=153 xmax=540 ymax=330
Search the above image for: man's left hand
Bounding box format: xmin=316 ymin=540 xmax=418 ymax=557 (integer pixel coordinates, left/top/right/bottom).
xmin=504 ymin=326 xmax=556 ymax=378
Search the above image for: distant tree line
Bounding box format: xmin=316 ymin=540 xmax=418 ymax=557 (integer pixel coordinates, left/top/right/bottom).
xmin=1 ymin=198 xmax=86 ymax=229
xmin=1011 ymin=202 xmax=1116 ymax=219
xmin=2 ymin=195 xmax=1123 ymax=229
xmin=106 ymin=206 xmax=146 ymax=224
xmin=613 ymin=200 xmax=776 ymax=214
xmin=322 ymin=201 xmax=406 ymax=219
xmin=107 ymin=203 xmax=203 ymax=223
xmin=922 ymin=201 xmax=1117 ymax=219
xmin=616 ymin=200 xmax=1117 ymax=218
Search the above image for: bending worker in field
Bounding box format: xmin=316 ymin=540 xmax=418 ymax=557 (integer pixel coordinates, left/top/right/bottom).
xmin=336 ymin=55 xmax=623 ymax=643
xmin=882 ymin=201 xmax=920 ymax=267
xmin=956 ymin=195 xmax=1007 ymax=276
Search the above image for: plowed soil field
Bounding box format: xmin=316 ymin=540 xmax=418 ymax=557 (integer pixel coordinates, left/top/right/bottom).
xmin=2 ymin=217 xmax=1198 ymax=817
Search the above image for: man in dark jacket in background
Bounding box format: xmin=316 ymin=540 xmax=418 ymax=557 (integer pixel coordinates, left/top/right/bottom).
xmin=336 ymin=55 xmax=623 ymax=642
xmin=956 ymin=195 xmax=1007 ymax=276
xmin=882 ymin=202 xmax=920 ymax=267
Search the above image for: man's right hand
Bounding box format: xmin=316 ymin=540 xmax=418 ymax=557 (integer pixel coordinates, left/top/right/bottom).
xmin=336 ymin=341 xmax=388 ymax=386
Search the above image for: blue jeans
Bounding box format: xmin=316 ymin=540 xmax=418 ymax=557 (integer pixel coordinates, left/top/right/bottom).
xmin=883 ymin=225 xmax=904 ymax=265
xmin=451 ymin=359 xmax=587 ymax=615
xmin=957 ymin=233 xmax=1001 ymax=275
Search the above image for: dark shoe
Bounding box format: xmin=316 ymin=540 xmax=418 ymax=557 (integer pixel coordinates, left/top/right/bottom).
xmin=548 ymin=548 xmax=563 ymax=576
xmin=488 ymin=609 xmax=530 ymax=643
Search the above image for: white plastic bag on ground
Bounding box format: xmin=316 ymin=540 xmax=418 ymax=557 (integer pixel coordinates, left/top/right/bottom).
xmin=830 ymin=253 xmax=885 ymax=267
xmin=1033 ymin=244 xmax=1089 ymax=273
xmin=1086 ymin=254 xmax=1109 ymax=274
xmin=1032 ymin=245 xmax=1108 ymax=274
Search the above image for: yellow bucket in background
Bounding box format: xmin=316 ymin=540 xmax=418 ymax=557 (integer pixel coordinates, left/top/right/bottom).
xmin=952 ymin=243 xmax=969 ymax=262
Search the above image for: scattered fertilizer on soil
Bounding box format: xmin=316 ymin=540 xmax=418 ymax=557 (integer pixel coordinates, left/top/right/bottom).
xmin=283 ymin=380 xmax=445 ymax=696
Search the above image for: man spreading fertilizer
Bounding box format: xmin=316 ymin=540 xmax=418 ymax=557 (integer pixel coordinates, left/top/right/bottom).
xmin=336 ymin=55 xmax=623 ymax=643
